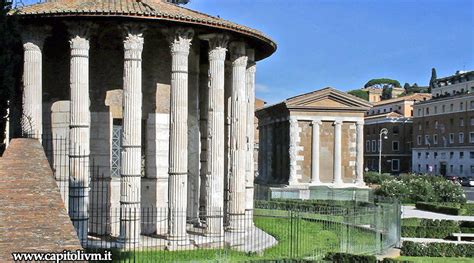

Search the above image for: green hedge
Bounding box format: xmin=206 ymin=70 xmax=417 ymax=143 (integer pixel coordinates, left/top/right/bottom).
xmin=255 ymin=199 xmax=374 ymax=213
xmin=415 ymin=202 xmax=474 ymax=216
xmin=401 ymin=241 xmax=474 ymax=257
xmin=324 ymin=252 xmax=377 ymax=263
xmin=401 ymin=218 xmax=474 ymax=238
xmin=324 ymin=253 xmax=412 ymax=263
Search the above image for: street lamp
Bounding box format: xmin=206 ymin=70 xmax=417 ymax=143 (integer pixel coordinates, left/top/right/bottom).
xmin=379 ymin=128 xmax=388 ymax=175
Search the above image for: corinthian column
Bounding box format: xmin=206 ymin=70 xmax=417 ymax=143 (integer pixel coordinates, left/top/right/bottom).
xmin=167 ymin=28 xmax=194 ymax=245
xmin=68 ymin=24 xmax=92 ymax=244
xmin=333 ymin=120 xmax=343 ymax=185
xmin=356 ymin=120 xmax=365 ymax=186
xmin=119 ymin=25 xmax=144 ymax=246
xmin=21 ymin=28 xmax=48 ymax=139
xmin=245 ymin=49 xmax=256 ymax=227
xmin=288 ymin=117 xmax=299 ymax=185
xmin=228 ymin=41 xmax=248 ymax=232
xmin=200 ymin=34 xmax=228 ymax=236
xmin=310 ymin=120 xmax=322 ymax=185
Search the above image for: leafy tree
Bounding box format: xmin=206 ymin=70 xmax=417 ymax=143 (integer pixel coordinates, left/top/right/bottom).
xmin=347 ymin=89 xmax=369 ymax=101
xmin=428 ymin=67 xmax=437 ymax=93
xmin=364 ymin=78 xmax=401 ymax=89
xmin=0 ymin=0 xmax=21 ymax=154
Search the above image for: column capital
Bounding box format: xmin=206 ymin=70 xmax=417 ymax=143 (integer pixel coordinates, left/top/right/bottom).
xmin=123 ymin=26 xmax=144 ymax=60
xmin=229 ymin=41 xmax=247 ymax=66
xmin=67 ymin=22 xmax=95 ymax=46
xmin=356 ymin=120 xmax=364 ymax=126
xmin=21 ymin=26 xmax=51 ymax=50
xmin=166 ymin=27 xmax=194 ymax=55
xmin=311 ymin=120 xmax=322 ymax=126
xmin=334 ymin=120 xmax=343 ymax=126
xmin=206 ymin=34 xmax=229 ymax=61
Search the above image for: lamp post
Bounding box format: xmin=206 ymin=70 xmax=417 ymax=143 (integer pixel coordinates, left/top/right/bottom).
xmin=379 ymin=128 xmax=388 ymax=175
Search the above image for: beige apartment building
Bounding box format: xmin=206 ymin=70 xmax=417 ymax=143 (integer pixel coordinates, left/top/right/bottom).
xmin=364 ymin=93 xmax=431 ymax=174
xmin=412 ymin=71 xmax=474 ymax=177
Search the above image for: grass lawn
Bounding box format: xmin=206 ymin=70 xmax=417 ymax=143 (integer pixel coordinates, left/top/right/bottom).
xmin=114 ymin=213 xmax=377 ymax=262
xmin=398 ymin=256 xmax=474 ymax=262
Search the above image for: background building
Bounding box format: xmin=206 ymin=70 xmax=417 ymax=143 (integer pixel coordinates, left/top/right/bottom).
xmin=364 ymin=93 xmax=431 ymax=174
xmin=412 ymin=71 xmax=474 ymax=177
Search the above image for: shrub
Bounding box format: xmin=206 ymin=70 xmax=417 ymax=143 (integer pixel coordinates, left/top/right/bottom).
xmin=364 ymin=172 xmax=392 ymax=185
xmin=375 ymin=174 xmax=466 ymax=204
xmin=324 ymin=252 xmax=377 ymax=263
xmin=401 ymin=218 xmax=474 ymax=238
xmin=463 ymin=203 xmax=474 ymax=216
xmin=415 ymin=202 xmax=462 ymax=215
xmin=401 ymin=241 xmax=474 ymax=257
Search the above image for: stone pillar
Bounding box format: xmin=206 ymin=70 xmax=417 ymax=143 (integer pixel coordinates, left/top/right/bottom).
xmin=21 ymin=29 xmax=47 ymax=139
xmin=333 ymin=120 xmax=343 ymax=185
xmin=167 ymin=28 xmax=194 ymax=245
xmin=356 ymin=120 xmax=365 ymax=186
xmin=223 ymin=60 xmax=232 ymax=227
xmin=228 ymin=41 xmax=248 ymax=232
xmin=187 ymin=42 xmax=200 ymax=224
xmin=245 ymin=49 xmax=256 ymax=226
xmin=68 ymin=25 xmax=91 ymax=244
xmin=288 ymin=117 xmax=298 ymax=185
xmin=119 ymin=26 xmax=144 ymax=246
xmin=310 ymin=120 xmax=322 ymax=185
xmin=202 ymin=34 xmax=228 ymax=236
xmin=198 ymin=62 xmax=209 ymax=218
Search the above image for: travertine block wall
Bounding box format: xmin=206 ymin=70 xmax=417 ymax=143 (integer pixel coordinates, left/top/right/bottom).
xmin=319 ymin=121 xmax=335 ymax=183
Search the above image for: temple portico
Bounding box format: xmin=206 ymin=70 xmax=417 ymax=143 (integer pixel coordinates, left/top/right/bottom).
xmin=13 ymin=0 xmax=276 ymax=249
xmin=256 ymin=88 xmax=372 ymax=190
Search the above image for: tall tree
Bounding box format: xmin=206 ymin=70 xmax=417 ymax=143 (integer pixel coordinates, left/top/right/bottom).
xmin=0 ymin=0 xmax=21 ymax=154
xmin=364 ymin=78 xmax=401 ymax=89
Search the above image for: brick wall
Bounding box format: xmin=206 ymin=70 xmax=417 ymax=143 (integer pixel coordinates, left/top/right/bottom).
xmin=0 ymin=139 xmax=81 ymax=261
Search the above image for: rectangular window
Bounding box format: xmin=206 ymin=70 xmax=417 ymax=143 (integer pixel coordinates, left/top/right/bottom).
xmin=366 ymin=140 xmax=370 ymax=152
xmin=433 ymin=134 xmax=438 ymax=144
xmin=442 ymin=105 xmax=446 ymax=112
xmin=392 ymin=159 xmax=400 ymax=172
xmin=434 ymin=106 xmax=438 ymax=114
xmin=471 ymin=117 xmax=474 ymax=126
xmin=459 ymin=133 xmax=464 ymax=143
xmin=460 ymin=165 xmax=464 ymax=173
xmin=450 ymin=152 xmax=454 ymax=159
xmin=434 ymin=121 xmax=438 ymax=129
xmin=450 ymin=165 xmax=454 ymax=173
xmin=470 ymin=152 xmax=474 ymax=159
xmin=392 ymin=141 xmax=399 ymax=151
xmin=425 ymin=121 xmax=429 ymax=128
xmin=418 ymin=152 xmax=421 ymax=159
xmin=470 ymin=132 xmax=474 ymax=143
xmin=460 ymin=102 xmax=464 ymax=110
xmin=418 ymin=109 xmax=422 ymax=116
xmin=425 ymin=152 xmax=429 ymax=159
xmin=418 ymin=123 xmax=422 ymax=131
xmin=470 ymin=101 xmax=474 ymax=109
xmin=460 ymin=118 xmax=464 ymax=126
xmin=392 ymin=126 xmax=399 ymax=134
xmin=449 ymin=133 xmax=454 ymax=144
xmin=460 ymin=152 xmax=464 ymax=159
xmin=425 ymin=135 xmax=430 ymax=145
xmin=434 ymin=152 xmax=438 ymax=159
xmin=418 ymin=164 xmax=421 ymax=173
xmin=372 ymin=140 xmax=376 ymax=152
xmin=417 ymin=135 xmax=422 ymax=145
xmin=471 ymin=165 xmax=474 ymax=174
xmin=426 ymin=107 xmax=430 ymax=114
xmin=450 ymin=104 xmax=454 ymax=111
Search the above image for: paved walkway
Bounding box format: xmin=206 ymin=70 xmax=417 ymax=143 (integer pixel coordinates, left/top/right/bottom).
xmin=402 ymin=206 xmax=474 ymax=221
xmin=402 ymin=237 xmax=472 ymax=244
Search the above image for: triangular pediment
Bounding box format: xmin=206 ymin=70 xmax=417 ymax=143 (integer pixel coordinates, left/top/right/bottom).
xmin=285 ymin=87 xmax=372 ymax=110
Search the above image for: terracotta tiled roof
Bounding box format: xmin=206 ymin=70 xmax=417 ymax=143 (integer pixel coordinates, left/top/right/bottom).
xmin=11 ymin=0 xmax=276 ymax=59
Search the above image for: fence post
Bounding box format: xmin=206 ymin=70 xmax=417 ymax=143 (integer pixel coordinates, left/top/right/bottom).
xmin=375 ymin=204 xmax=382 ymax=254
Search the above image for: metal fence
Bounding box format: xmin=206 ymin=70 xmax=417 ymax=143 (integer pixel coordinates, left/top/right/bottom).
xmin=20 ymin=134 xmax=401 ymax=262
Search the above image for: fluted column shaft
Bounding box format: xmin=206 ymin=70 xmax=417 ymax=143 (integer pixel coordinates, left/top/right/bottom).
xmin=288 ymin=117 xmax=298 ymax=185
xmin=228 ymin=42 xmax=248 ymax=232
xmin=356 ymin=121 xmax=365 ymax=185
xmin=203 ymin=34 xmax=228 ymax=236
xmin=119 ymin=28 xmax=144 ymax=246
xmin=167 ymin=28 xmax=193 ymax=244
xmin=333 ymin=120 xmax=343 ymax=185
xmin=187 ymin=44 xmax=200 ymax=223
xmin=310 ymin=120 xmax=321 ymax=184
xmin=245 ymin=49 xmax=256 ymax=225
xmin=21 ymin=31 xmax=46 ymax=139
xmin=68 ymin=28 xmax=91 ymax=244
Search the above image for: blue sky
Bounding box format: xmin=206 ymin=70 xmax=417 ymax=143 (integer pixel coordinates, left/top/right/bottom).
xmin=188 ymin=0 xmax=474 ymax=104
xmin=19 ymin=0 xmax=474 ymax=104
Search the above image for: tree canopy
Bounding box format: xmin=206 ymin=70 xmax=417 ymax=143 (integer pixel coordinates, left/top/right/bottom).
xmin=0 ymin=0 xmax=21 ymax=154
xmin=364 ymin=78 xmax=401 ymax=89
xmin=347 ymin=90 xmax=369 ymax=101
